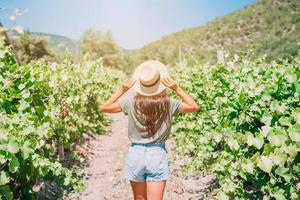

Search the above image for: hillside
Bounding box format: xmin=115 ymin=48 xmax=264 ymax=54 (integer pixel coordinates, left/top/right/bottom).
xmin=130 ymin=0 xmax=300 ymax=66
xmin=27 ymin=32 xmax=80 ymax=57
xmin=9 ymin=30 xmax=79 ymax=57
xmin=34 ymin=32 xmax=79 ymax=56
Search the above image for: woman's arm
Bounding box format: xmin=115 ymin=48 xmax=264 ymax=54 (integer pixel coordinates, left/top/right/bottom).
xmin=161 ymin=77 xmax=199 ymax=113
xmin=99 ymin=79 xmax=135 ymax=113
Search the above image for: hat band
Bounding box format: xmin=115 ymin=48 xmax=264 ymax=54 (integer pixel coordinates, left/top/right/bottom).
xmin=140 ymin=74 xmax=160 ymax=87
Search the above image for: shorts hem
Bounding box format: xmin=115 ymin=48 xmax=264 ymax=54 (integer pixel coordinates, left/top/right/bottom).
xmin=146 ymin=177 xmax=168 ymax=182
xmin=123 ymin=172 xmax=169 ymax=182
xmin=146 ymin=173 xmax=169 ymax=182
xmin=123 ymin=172 xmax=146 ymax=182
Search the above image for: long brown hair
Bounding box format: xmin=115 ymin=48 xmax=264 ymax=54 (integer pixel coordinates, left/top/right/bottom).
xmin=133 ymin=89 xmax=171 ymax=137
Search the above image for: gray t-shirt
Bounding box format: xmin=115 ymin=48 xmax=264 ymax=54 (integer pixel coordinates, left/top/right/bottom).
xmin=118 ymin=96 xmax=182 ymax=144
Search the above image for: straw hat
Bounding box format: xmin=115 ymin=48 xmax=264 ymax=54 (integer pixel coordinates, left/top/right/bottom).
xmin=132 ymin=60 xmax=170 ymax=96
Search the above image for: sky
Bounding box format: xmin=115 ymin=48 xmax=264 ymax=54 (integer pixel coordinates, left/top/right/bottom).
xmin=0 ymin=0 xmax=256 ymax=49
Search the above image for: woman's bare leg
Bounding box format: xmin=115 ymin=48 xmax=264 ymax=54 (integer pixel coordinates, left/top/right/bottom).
xmin=130 ymin=181 xmax=147 ymax=200
xmin=146 ymin=180 xmax=166 ymax=200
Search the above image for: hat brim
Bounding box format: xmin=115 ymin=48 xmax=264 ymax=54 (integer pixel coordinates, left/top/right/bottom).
xmin=133 ymin=80 xmax=166 ymax=96
xmin=132 ymin=60 xmax=170 ymax=96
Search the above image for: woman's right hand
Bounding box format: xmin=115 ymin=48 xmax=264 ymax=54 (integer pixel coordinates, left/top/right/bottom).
xmin=121 ymin=78 xmax=136 ymax=92
xmin=161 ymin=77 xmax=178 ymax=91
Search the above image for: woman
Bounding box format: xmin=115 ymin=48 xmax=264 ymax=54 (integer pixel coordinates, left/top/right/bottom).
xmin=100 ymin=60 xmax=199 ymax=200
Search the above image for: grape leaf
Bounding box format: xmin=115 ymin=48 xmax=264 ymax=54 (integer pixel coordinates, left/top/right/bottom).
xmin=0 ymin=171 xmax=10 ymax=186
xmin=8 ymin=156 xmax=20 ymax=173
xmin=257 ymin=156 xmax=273 ymax=173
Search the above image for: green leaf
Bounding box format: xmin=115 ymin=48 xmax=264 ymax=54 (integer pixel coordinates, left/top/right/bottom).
xmin=18 ymin=83 xmax=25 ymax=90
xmin=291 ymin=192 xmax=299 ymax=200
xmin=0 ymin=185 xmax=13 ymax=200
xmin=268 ymin=128 xmax=288 ymax=146
xmin=0 ymin=171 xmax=10 ymax=186
xmin=291 ymin=108 xmax=300 ymax=123
xmin=217 ymin=191 xmax=230 ymax=200
xmin=257 ymin=156 xmax=273 ymax=173
xmin=246 ymin=132 xmax=255 ymax=146
xmin=222 ymin=179 xmax=237 ymax=193
xmin=22 ymin=140 xmax=34 ymax=160
xmin=64 ymin=176 xmax=71 ymax=186
xmin=7 ymin=139 xmax=19 ymax=154
xmin=278 ymin=116 xmax=292 ymax=127
xmin=260 ymin=125 xmax=271 ymax=137
xmin=290 ymin=186 xmax=299 ymax=200
xmin=282 ymin=144 xmax=299 ymax=160
xmin=263 ymin=143 xmax=275 ymax=155
xmin=226 ymin=137 xmax=239 ymax=150
xmin=0 ymin=154 xmax=7 ymax=165
xmin=292 ymin=165 xmax=300 ymax=173
xmin=270 ymin=187 xmax=286 ymax=200
xmin=288 ymin=124 xmax=300 ymax=142
xmin=246 ymin=132 xmax=264 ymax=149
xmin=263 ymin=195 xmax=270 ymax=200
xmin=241 ymin=161 xmax=254 ymax=174
xmin=261 ymin=113 xmax=272 ymax=126
xmin=253 ymin=133 xmax=264 ymax=149
xmin=8 ymin=156 xmax=20 ymax=173
xmin=271 ymin=148 xmax=287 ymax=166
xmin=275 ymin=167 xmax=292 ymax=183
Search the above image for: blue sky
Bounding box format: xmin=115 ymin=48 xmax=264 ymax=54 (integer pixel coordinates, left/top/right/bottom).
xmin=0 ymin=0 xmax=256 ymax=49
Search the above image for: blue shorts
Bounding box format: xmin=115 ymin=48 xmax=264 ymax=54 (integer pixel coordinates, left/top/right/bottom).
xmin=123 ymin=143 xmax=169 ymax=182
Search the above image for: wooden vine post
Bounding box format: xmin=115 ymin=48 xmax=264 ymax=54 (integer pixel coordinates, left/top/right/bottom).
xmin=58 ymin=145 xmax=64 ymax=161
xmin=217 ymin=49 xmax=225 ymax=64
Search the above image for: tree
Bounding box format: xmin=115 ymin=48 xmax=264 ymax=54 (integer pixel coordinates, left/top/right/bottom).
xmin=12 ymin=31 xmax=56 ymax=64
xmin=79 ymin=29 xmax=125 ymax=69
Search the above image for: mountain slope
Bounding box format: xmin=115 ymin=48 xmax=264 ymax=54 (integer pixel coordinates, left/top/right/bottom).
xmin=131 ymin=0 xmax=300 ymax=66
xmin=30 ymin=32 xmax=79 ymax=56
xmin=9 ymin=30 xmax=79 ymax=57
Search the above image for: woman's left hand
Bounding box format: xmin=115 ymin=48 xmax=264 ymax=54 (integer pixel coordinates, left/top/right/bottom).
xmin=121 ymin=79 xmax=136 ymax=92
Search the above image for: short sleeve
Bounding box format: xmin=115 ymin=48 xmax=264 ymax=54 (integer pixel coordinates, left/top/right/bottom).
xmin=170 ymin=97 xmax=182 ymax=116
xmin=118 ymin=97 xmax=130 ymax=115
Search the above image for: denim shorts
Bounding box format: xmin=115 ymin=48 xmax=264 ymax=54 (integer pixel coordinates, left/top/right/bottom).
xmin=123 ymin=143 xmax=169 ymax=182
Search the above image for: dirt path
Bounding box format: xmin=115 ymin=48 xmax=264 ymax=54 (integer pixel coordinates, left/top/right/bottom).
xmin=65 ymin=111 xmax=216 ymax=200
